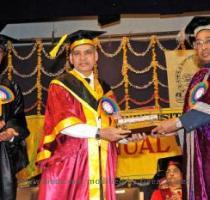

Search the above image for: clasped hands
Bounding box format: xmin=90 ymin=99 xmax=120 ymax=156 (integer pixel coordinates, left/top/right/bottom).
xmin=0 ymin=120 xmax=19 ymax=142
xmin=101 ymin=112 xmax=147 ymax=142
xmin=101 ymin=114 xmax=180 ymax=142
xmin=98 ymin=127 xmax=146 ymax=142
xmin=98 ymin=118 xmax=178 ymax=142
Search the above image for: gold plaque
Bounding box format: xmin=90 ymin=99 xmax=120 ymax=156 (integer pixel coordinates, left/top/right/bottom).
xmin=118 ymin=107 xmax=182 ymax=134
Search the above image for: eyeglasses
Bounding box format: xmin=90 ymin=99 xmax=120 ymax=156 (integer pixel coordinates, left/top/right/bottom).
xmin=193 ymin=38 xmax=210 ymax=49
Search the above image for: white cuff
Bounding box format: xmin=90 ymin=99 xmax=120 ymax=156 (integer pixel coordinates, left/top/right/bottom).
xmin=176 ymin=118 xmax=183 ymax=129
xmin=61 ymin=124 xmax=98 ymax=138
xmin=193 ymin=101 xmax=210 ymax=115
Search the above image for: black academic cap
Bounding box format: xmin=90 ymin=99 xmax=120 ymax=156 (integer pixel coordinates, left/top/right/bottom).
xmin=50 ymin=30 xmax=105 ymax=58
xmin=157 ymin=155 xmax=183 ymax=172
xmin=185 ymin=16 xmax=210 ymax=45
xmin=0 ymin=34 xmax=19 ymax=51
xmin=68 ymin=30 xmax=105 ymax=50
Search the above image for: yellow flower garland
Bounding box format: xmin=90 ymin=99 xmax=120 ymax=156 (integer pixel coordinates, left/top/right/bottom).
xmin=36 ymin=40 xmax=42 ymax=115
xmin=122 ymin=37 xmax=130 ymax=110
xmin=4 ymin=34 xmax=183 ymax=113
xmin=7 ymin=41 xmax=13 ymax=80
xmin=151 ymin=36 xmax=160 ymax=108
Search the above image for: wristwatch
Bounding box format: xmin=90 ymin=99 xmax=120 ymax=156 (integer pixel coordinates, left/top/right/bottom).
xmin=95 ymin=129 xmax=101 ymax=140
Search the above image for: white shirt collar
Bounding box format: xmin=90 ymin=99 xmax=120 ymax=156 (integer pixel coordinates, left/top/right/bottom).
xmin=73 ymin=69 xmax=94 ymax=80
xmin=73 ymin=69 xmax=94 ymax=88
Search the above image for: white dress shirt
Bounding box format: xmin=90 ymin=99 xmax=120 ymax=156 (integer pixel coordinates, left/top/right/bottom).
xmin=61 ymin=69 xmax=98 ymax=138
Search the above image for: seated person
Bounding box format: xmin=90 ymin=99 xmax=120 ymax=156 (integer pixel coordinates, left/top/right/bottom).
xmin=150 ymin=155 xmax=183 ymax=200
xmin=150 ymin=170 xmax=168 ymax=191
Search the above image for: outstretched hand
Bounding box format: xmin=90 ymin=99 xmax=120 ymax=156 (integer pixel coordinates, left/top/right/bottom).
xmin=151 ymin=118 xmax=178 ymax=137
xmin=99 ymin=127 xmax=131 ymax=142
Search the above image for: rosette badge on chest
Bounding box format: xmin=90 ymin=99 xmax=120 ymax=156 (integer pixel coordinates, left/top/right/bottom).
xmin=0 ymin=85 xmax=14 ymax=103
xmin=189 ymin=80 xmax=208 ymax=106
xmin=100 ymin=97 xmax=119 ymax=115
xmin=0 ymin=85 xmax=14 ymax=116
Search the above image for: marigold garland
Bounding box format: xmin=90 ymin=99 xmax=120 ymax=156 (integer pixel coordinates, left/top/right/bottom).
xmin=96 ymin=38 xmax=123 ymax=57
xmin=122 ymin=37 xmax=130 ymax=110
xmin=3 ymin=34 xmax=179 ymax=113
xmin=7 ymin=41 xmax=13 ymax=80
xmin=24 ymin=102 xmax=38 ymax=113
xmin=36 ymin=40 xmax=42 ymax=115
xmin=127 ymin=38 xmax=152 ymax=56
xmin=151 ymin=36 xmax=160 ymax=108
xmin=117 ymin=95 xmax=154 ymax=106
xmin=159 ymin=97 xmax=169 ymax=103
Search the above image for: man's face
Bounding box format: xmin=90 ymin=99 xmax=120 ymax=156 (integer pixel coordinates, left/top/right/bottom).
xmin=194 ymin=29 xmax=210 ymax=65
xmin=69 ymin=44 xmax=98 ymax=76
xmin=0 ymin=48 xmax=4 ymax=64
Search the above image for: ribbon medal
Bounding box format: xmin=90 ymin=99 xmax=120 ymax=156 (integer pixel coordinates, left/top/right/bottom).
xmin=0 ymin=85 xmax=14 ymax=116
xmin=0 ymin=85 xmax=14 ymax=103
xmin=189 ymin=81 xmax=208 ymax=106
xmin=100 ymin=97 xmax=119 ymax=115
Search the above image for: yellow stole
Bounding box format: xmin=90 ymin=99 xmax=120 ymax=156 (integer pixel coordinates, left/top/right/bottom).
xmin=38 ymin=70 xmax=112 ymax=199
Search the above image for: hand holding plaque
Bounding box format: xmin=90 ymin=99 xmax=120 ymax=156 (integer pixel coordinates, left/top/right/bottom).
xmin=117 ymin=107 xmax=182 ymax=135
xmin=117 ymin=113 xmax=160 ymax=135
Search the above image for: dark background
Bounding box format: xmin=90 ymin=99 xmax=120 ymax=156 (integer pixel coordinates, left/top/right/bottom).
xmin=0 ymin=0 xmax=210 ymax=30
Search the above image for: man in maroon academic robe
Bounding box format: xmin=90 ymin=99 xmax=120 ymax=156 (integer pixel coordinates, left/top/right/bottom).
xmin=37 ymin=30 xmax=132 ymax=200
xmin=152 ymin=16 xmax=210 ymax=199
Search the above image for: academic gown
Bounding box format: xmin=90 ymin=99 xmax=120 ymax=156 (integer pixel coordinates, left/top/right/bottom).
xmin=37 ymin=70 xmax=118 ymax=200
xmin=0 ymin=77 xmax=29 ymax=200
xmin=182 ymin=64 xmax=210 ymax=199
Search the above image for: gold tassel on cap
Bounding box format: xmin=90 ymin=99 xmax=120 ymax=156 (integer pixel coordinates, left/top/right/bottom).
xmin=50 ymin=34 xmax=68 ymax=58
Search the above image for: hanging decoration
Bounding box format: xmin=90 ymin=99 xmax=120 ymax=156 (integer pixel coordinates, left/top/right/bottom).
xmin=36 ymin=40 xmax=42 ymax=115
xmin=151 ymin=36 xmax=160 ymax=108
xmin=121 ymin=37 xmax=129 ymax=110
xmin=7 ymin=41 xmax=13 ymax=80
xmin=2 ymin=33 xmax=184 ymax=114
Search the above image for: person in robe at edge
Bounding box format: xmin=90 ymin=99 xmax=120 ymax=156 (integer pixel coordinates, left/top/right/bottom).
xmin=0 ymin=34 xmax=30 ymax=200
xmin=151 ymin=16 xmax=210 ymax=199
xmin=150 ymin=156 xmax=183 ymax=200
xmin=36 ymin=30 xmax=143 ymax=200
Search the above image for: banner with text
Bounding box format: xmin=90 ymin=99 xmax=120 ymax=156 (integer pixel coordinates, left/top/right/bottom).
xmin=165 ymin=50 xmax=198 ymax=108
xmin=117 ymin=108 xmax=182 ymax=179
